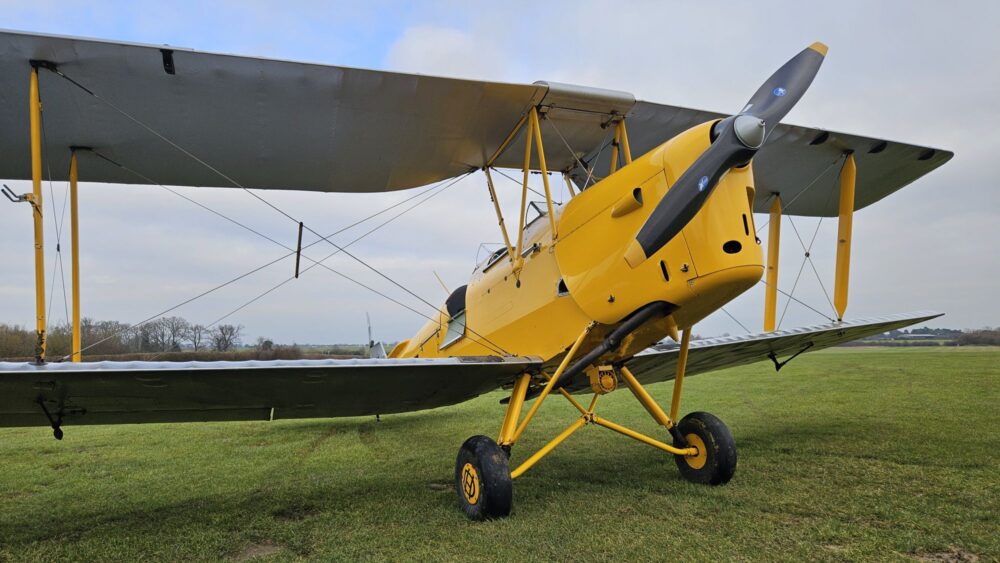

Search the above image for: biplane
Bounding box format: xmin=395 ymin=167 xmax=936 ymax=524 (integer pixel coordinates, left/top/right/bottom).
xmin=0 ymin=31 xmax=950 ymax=520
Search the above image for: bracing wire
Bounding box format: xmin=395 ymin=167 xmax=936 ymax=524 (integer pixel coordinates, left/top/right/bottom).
xmin=490 ymin=167 xmax=549 ymax=201
xmin=39 ymin=103 xmax=71 ymax=326
xmin=754 ymin=154 xmax=845 ymax=235
xmin=787 ymin=215 xmax=837 ymax=317
xmin=47 ymin=66 xmax=454 ymax=334
xmin=177 ymin=173 xmax=514 ymax=357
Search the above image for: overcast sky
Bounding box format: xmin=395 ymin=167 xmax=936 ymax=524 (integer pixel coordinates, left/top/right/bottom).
xmin=1 ymin=1 xmax=997 ymax=345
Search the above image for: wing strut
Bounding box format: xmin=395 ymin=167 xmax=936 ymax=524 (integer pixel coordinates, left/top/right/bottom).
xmin=834 ymin=153 xmax=857 ymax=320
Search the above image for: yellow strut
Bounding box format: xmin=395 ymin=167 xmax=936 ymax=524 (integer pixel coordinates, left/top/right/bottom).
xmin=834 ymin=154 xmax=856 ymax=321
xmin=29 ymin=66 xmax=46 ymax=362
xmin=609 ymin=123 xmax=621 ymax=174
xmin=510 ymin=322 xmax=593 ymax=444
xmin=498 ymin=373 xmax=531 ymax=446
xmin=484 ymin=168 xmax=515 ymax=262
xmin=528 ymin=108 xmax=557 ymax=238
xmin=562 ymin=173 xmax=576 ymax=197
xmin=510 ymin=417 xmax=587 ymax=479
xmin=513 ymin=110 xmax=534 ymax=272
xmin=764 ymin=195 xmax=782 ymax=332
xmin=69 ymin=151 xmax=82 ymax=362
xmin=591 ymin=415 xmax=696 ymax=457
xmin=619 ymin=119 xmax=632 ymax=164
xmin=620 ymin=365 xmax=674 ymax=429
xmin=669 ymin=329 xmax=691 ymax=422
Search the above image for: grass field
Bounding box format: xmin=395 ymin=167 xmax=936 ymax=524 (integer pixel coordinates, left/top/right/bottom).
xmin=1 ymin=347 xmax=997 ymax=562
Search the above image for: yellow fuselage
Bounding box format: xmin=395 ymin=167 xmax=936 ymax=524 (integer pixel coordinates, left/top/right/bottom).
xmin=391 ymin=121 xmax=763 ymax=368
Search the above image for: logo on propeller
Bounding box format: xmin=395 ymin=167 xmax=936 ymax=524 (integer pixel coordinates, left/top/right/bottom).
xmin=772 ymin=87 xmax=787 ymax=97
xmin=698 ymin=176 xmax=709 ymax=192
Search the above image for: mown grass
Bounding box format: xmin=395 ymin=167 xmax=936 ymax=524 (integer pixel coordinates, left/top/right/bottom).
xmin=1 ymin=347 xmax=997 ymax=562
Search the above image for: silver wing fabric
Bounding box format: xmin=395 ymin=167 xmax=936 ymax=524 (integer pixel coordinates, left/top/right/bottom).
xmin=0 ymin=356 xmax=540 ymax=427
xmin=624 ymin=311 xmax=943 ymax=386
xmin=0 ymin=30 xmax=950 ymax=216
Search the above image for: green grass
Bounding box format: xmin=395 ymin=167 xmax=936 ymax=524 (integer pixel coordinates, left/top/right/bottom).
xmin=1 ymin=348 xmax=998 ymax=562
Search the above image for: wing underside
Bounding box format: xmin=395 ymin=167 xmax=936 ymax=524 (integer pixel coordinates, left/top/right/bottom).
xmin=0 ymin=356 xmax=540 ymax=428
xmin=0 ymin=30 xmax=950 ymax=216
xmin=622 ymin=311 xmax=943 ymax=388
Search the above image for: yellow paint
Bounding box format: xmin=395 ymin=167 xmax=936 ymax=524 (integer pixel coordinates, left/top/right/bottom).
xmin=394 ymin=119 xmax=764 ymax=397
xmin=514 ymin=109 xmax=534 ymax=271
xmin=619 ymin=119 xmax=632 ymax=163
xmin=510 ymin=416 xmax=587 ymax=479
xmin=29 ymin=67 xmax=46 ymax=362
xmin=528 ymin=108 xmax=557 ymax=238
xmin=682 ymin=433 xmax=707 ymax=469
xmin=670 ymin=329 xmax=691 ymax=422
xmin=835 ymin=154 xmax=856 ymax=321
xmin=764 ymin=195 xmax=781 ymax=332
xmin=69 ymin=151 xmax=82 ymax=362
xmin=562 ymin=173 xmax=576 ymax=197
xmin=609 ymin=123 xmax=621 ymax=174
xmin=557 ymin=387 xmax=588 ymax=415
xmin=460 ymin=463 xmax=480 ymax=505
xmin=487 ymin=113 xmax=527 ymax=167
xmin=511 ymin=323 xmax=591 ymax=443
xmin=809 ymin=41 xmax=829 ymax=56
xmin=484 ymin=168 xmax=514 ymax=261
xmin=620 ymin=365 xmax=674 ymax=429
xmin=591 ymin=415 xmax=697 ymax=456
xmin=498 ymin=373 xmax=530 ymax=446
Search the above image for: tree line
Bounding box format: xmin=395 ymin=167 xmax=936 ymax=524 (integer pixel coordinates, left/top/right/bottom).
xmin=0 ymin=317 xmax=244 ymax=360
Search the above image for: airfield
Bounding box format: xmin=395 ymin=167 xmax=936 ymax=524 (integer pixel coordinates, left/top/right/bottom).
xmin=1 ymin=347 xmax=996 ymax=561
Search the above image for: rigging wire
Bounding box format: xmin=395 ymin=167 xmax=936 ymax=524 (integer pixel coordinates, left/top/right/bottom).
xmin=172 ymin=175 xmax=513 ymax=357
xmin=786 ymin=214 xmax=837 ymax=317
xmin=39 ymin=101 xmax=71 ymax=327
xmin=719 ymin=306 xmax=751 ymax=334
xmin=759 ymin=277 xmax=835 ymax=324
xmin=755 ymin=154 xmax=845 ymax=235
xmin=61 ymin=176 xmax=452 ymax=360
xmin=47 ymin=66 xmax=451 ymax=331
xmin=490 ymin=167 xmax=548 ymax=201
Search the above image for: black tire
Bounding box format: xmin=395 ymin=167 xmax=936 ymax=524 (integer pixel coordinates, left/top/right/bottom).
xmin=454 ymin=435 xmax=513 ymax=520
xmin=673 ymin=411 xmax=737 ymax=485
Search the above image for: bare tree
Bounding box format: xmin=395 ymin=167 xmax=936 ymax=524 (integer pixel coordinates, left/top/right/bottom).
xmin=211 ymin=324 xmax=243 ymax=352
xmin=187 ymin=324 xmax=207 ymax=351
xmin=138 ymin=319 xmax=170 ymax=352
xmin=162 ymin=316 xmax=190 ymax=352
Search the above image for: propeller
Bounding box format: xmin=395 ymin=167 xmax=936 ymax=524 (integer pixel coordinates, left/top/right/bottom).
xmin=623 ymin=42 xmax=828 ymax=268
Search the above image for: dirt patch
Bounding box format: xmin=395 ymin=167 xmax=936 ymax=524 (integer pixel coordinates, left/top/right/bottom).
xmin=234 ymin=541 xmax=283 ymax=561
xmin=914 ymin=547 xmax=979 ymax=562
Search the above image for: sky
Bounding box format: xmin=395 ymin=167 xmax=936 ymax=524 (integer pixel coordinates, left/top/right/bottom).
xmin=1 ymin=1 xmax=997 ymax=345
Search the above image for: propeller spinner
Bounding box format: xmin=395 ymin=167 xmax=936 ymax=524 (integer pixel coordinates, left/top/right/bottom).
xmin=623 ymin=42 xmax=828 ymax=268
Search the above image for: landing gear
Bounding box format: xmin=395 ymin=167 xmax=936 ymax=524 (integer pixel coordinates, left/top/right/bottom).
xmin=454 ymin=435 xmax=512 ymax=521
xmin=673 ymin=411 xmax=737 ymax=485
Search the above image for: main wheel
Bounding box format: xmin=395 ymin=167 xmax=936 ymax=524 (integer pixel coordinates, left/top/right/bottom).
xmin=673 ymin=411 xmax=737 ymax=485
xmin=454 ymin=435 xmax=513 ymax=520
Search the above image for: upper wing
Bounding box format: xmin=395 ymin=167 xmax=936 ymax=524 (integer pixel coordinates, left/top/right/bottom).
xmin=0 ymin=30 xmax=949 ymax=212
xmin=0 ymin=356 xmax=539 ymax=428
xmin=572 ymin=102 xmax=953 ymax=216
xmin=623 ymin=311 xmax=943 ymax=386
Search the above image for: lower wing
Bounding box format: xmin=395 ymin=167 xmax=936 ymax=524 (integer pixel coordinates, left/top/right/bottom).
xmin=624 ymin=311 xmax=942 ymax=386
xmin=0 ymin=356 xmax=539 ymax=428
